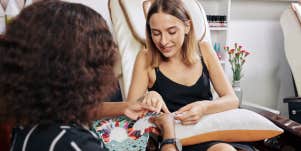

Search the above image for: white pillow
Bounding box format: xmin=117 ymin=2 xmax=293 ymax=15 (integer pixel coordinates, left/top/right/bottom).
xmin=175 ymin=109 xmax=283 ymax=146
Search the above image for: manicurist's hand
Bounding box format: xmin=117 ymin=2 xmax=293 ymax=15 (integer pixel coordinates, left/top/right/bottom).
xmin=124 ymin=102 xmax=157 ymax=120
xmin=142 ymin=91 xmax=170 ymax=113
xmin=174 ymin=101 xmax=209 ymax=125
xmin=149 ymin=113 xmax=175 ymax=138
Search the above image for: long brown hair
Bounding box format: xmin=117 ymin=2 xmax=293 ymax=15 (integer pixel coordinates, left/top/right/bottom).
xmin=145 ymin=0 xmax=197 ymax=67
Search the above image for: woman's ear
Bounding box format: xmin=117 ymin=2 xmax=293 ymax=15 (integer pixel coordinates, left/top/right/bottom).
xmin=184 ymin=20 xmax=192 ymax=34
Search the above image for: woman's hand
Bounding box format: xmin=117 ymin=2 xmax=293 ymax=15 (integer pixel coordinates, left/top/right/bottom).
xmin=142 ymin=91 xmax=170 ymax=113
xmin=124 ymin=102 xmax=157 ymax=120
xmin=149 ymin=113 xmax=175 ymax=136
xmin=174 ymin=101 xmax=209 ymax=125
xmin=150 ymin=113 xmax=178 ymax=151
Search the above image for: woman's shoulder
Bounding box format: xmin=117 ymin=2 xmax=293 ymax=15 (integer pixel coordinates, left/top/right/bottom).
xmin=198 ymin=41 xmax=212 ymax=54
xmin=51 ymin=124 xmax=104 ymax=150
xmin=137 ymin=48 xmax=149 ymax=60
xmin=66 ymin=124 xmax=104 ymax=150
xmin=198 ymin=40 xmax=219 ymax=67
xmin=11 ymin=123 xmax=104 ymax=151
xmin=136 ymin=48 xmax=153 ymax=69
xmin=136 ymin=48 xmax=157 ymax=83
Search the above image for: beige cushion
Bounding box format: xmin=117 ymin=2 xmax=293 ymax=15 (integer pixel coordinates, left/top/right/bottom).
xmin=176 ymin=109 xmax=283 ymax=146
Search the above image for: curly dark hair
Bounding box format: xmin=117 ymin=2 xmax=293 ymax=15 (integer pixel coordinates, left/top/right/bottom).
xmin=0 ymin=0 xmax=118 ymax=126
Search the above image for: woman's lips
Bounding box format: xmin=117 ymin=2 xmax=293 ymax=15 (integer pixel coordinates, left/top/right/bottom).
xmin=160 ymin=46 xmax=173 ymax=53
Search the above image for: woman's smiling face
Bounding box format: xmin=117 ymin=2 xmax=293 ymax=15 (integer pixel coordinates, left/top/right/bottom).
xmin=149 ymin=12 xmax=189 ymax=59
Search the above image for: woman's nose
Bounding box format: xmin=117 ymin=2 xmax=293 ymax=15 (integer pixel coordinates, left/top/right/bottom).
xmin=160 ymin=34 xmax=168 ymax=46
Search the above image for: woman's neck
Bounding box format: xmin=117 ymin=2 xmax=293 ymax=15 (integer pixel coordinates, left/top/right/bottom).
xmin=165 ymin=49 xmax=182 ymax=63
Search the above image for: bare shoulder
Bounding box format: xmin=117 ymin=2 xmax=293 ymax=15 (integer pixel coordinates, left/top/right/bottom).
xmin=135 ymin=48 xmax=149 ymax=69
xmin=135 ymin=48 xmax=156 ymax=87
xmin=198 ymin=41 xmax=219 ymax=67
xmin=137 ymin=48 xmax=148 ymax=60
xmin=198 ymin=41 xmax=213 ymax=55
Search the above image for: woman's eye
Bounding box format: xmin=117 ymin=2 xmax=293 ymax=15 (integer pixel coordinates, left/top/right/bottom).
xmin=152 ymin=32 xmax=160 ymax=36
xmin=169 ymin=31 xmax=176 ymax=35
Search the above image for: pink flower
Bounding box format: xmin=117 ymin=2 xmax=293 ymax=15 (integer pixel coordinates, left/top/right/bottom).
xmin=224 ymin=43 xmax=251 ymax=81
xmin=229 ymin=49 xmax=234 ymax=54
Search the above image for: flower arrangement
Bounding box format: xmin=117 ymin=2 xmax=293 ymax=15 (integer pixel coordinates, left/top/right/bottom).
xmin=224 ymin=43 xmax=250 ymax=81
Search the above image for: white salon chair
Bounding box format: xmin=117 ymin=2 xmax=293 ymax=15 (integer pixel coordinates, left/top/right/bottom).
xmin=108 ymin=0 xmax=212 ymax=99
xmin=280 ymin=2 xmax=301 ymax=123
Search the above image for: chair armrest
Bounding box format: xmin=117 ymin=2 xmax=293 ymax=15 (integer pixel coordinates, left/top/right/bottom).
xmin=241 ymin=104 xmax=301 ymax=151
xmin=241 ymin=104 xmax=301 ymax=137
xmin=283 ymin=97 xmax=301 ymax=103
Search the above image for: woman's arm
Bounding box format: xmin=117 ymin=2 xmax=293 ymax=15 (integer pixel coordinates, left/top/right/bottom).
xmin=127 ymin=49 xmax=169 ymax=113
xmin=175 ymin=41 xmax=239 ymax=125
xmin=150 ymin=113 xmax=179 ymax=151
xmin=127 ymin=49 xmax=150 ymax=102
xmin=88 ymin=102 xmax=157 ymax=120
xmin=198 ymin=41 xmax=239 ymax=115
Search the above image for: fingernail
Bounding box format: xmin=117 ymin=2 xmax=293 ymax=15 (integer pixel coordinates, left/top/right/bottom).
xmin=175 ymin=113 xmax=183 ymax=117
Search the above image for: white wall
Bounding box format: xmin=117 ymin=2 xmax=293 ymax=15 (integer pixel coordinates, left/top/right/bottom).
xmin=229 ymin=0 xmax=295 ymax=116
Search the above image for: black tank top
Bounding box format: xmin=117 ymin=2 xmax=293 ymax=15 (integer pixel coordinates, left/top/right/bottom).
xmin=148 ymin=58 xmax=213 ymax=112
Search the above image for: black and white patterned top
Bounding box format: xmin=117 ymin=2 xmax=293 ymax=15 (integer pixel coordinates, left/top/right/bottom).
xmin=10 ymin=123 xmax=105 ymax=151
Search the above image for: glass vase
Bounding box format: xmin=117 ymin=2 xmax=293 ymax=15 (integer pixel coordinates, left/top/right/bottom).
xmin=232 ymin=80 xmax=243 ymax=107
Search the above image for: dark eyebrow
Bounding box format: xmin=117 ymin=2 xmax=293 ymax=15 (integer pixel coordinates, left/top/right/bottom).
xmin=167 ymin=26 xmax=177 ymax=31
xmin=151 ymin=28 xmax=161 ymax=32
xmin=151 ymin=26 xmax=177 ymax=32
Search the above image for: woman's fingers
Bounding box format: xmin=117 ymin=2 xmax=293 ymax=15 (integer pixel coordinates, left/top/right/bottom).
xmin=161 ymin=103 xmax=170 ymax=113
xmin=141 ymin=91 xmax=168 ymax=113
xmin=140 ymin=103 xmax=157 ymax=112
xmin=181 ymin=119 xmax=198 ymax=125
xmin=142 ymin=93 xmax=151 ymax=106
xmin=154 ymin=99 xmax=162 ymax=113
xmin=175 ymin=104 xmax=192 ymax=114
xmin=150 ymin=97 xmax=157 ymax=108
xmin=175 ymin=110 xmax=199 ymax=121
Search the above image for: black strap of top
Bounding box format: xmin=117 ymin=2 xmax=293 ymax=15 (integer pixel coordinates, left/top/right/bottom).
xmin=154 ymin=56 xmax=209 ymax=76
